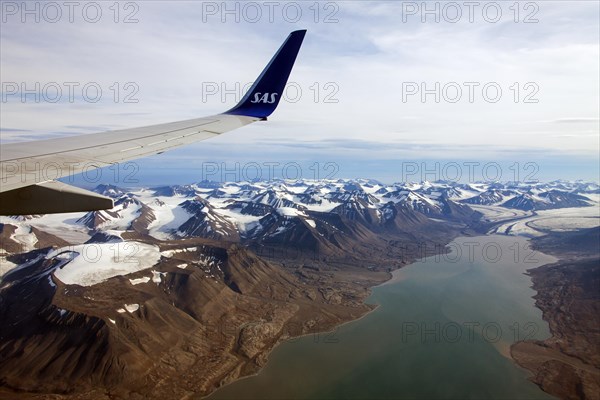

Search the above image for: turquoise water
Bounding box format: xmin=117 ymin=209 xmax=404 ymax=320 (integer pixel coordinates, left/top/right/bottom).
xmin=207 ymin=236 xmax=557 ymax=400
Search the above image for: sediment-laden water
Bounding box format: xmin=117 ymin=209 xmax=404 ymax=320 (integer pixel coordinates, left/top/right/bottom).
xmin=208 ymin=235 xmax=557 ymax=399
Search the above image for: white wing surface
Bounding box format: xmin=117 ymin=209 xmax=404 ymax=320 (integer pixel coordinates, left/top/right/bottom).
xmin=0 ymin=30 xmax=306 ymax=215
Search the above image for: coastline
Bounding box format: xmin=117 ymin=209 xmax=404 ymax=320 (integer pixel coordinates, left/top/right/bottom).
xmin=206 ymin=233 xmax=554 ymax=399
xmin=203 ymin=271 xmax=395 ymax=399
xmin=203 ymin=301 xmax=384 ymax=399
xmin=5 ymin=227 xmax=593 ymax=399
xmin=201 ymin=229 xmax=471 ymax=398
xmin=509 ymin=228 xmax=600 ymax=400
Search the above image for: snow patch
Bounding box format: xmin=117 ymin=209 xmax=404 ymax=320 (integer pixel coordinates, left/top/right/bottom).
xmin=276 ymin=207 xmax=307 ymax=217
xmin=129 ymin=277 xmax=151 ymax=285
xmin=160 ymin=247 xmax=198 ymax=257
xmin=52 ymin=242 xmax=161 ymax=287
xmin=0 ymin=253 xmax=17 ymax=278
xmin=151 ymin=270 xmax=167 ymax=284
xmin=9 ymin=224 xmax=38 ymax=252
xmin=124 ymin=304 xmax=139 ymax=313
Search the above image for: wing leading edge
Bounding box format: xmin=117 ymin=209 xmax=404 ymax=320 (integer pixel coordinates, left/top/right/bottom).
xmin=0 ymin=30 xmax=306 ymax=215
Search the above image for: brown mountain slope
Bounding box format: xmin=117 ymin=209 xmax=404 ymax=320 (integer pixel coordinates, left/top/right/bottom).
xmin=511 ymin=228 xmax=600 ymax=400
xmin=0 ymin=238 xmax=386 ymax=399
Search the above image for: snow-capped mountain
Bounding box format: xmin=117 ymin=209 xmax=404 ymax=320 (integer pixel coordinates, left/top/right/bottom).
xmin=500 ymin=190 xmax=592 ymax=211
xmin=459 ymin=182 xmax=596 ymax=210
xmin=460 ymin=189 xmax=518 ymax=206
xmin=0 ymin=179 xmax=596 ymax=263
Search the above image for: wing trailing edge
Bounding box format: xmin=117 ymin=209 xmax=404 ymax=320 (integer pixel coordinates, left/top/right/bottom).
xmin=0 ymin=181 xmax=113 ymax=215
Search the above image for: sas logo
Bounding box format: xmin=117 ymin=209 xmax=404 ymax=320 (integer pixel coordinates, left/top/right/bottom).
xmin=250 ymin=92 xmax=278 ymax=104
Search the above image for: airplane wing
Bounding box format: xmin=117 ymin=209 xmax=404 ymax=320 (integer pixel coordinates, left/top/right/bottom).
xmin=0 ymin=30 xmax=306 ymax=215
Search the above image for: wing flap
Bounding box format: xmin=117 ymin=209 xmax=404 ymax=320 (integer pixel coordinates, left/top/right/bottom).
xmin=0 ymin=180 xmax=113 ymax=215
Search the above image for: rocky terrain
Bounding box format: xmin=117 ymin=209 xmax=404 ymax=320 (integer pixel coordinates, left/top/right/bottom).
xmin=511 ymin=227 xmax=600 ymax=400
xmin=0 ymin=238 xmax=395 ymax=400
xmin=0 ymin=178 xmax=597 ymax=399
xmin=0 ymin=179 xmax=487 ymax=399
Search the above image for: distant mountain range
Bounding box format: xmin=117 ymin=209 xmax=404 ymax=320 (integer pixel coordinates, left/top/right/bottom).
xmin=0 ymin=179 xmax=597 ymax=259
xmin=460 ymin=184 xmax=595 ymax=210
xmin=55 ymin=180 xmax=600 ymax=232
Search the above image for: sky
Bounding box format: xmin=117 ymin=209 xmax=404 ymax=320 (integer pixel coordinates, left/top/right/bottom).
xmin=1 ymin=1 xmax=599 ymax=186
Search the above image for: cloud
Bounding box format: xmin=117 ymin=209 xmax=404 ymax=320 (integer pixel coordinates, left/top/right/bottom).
xmin=0 ymin=1 xmax=598 ymax=181
xmin=551 ymin=118 xmax=600 ymax=124
xmin=0 ymin=127 xmax=30 ymax=132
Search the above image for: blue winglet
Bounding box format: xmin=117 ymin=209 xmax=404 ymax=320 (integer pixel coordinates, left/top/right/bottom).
xmin=225 ymin=30 xmax=306 ymax=119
